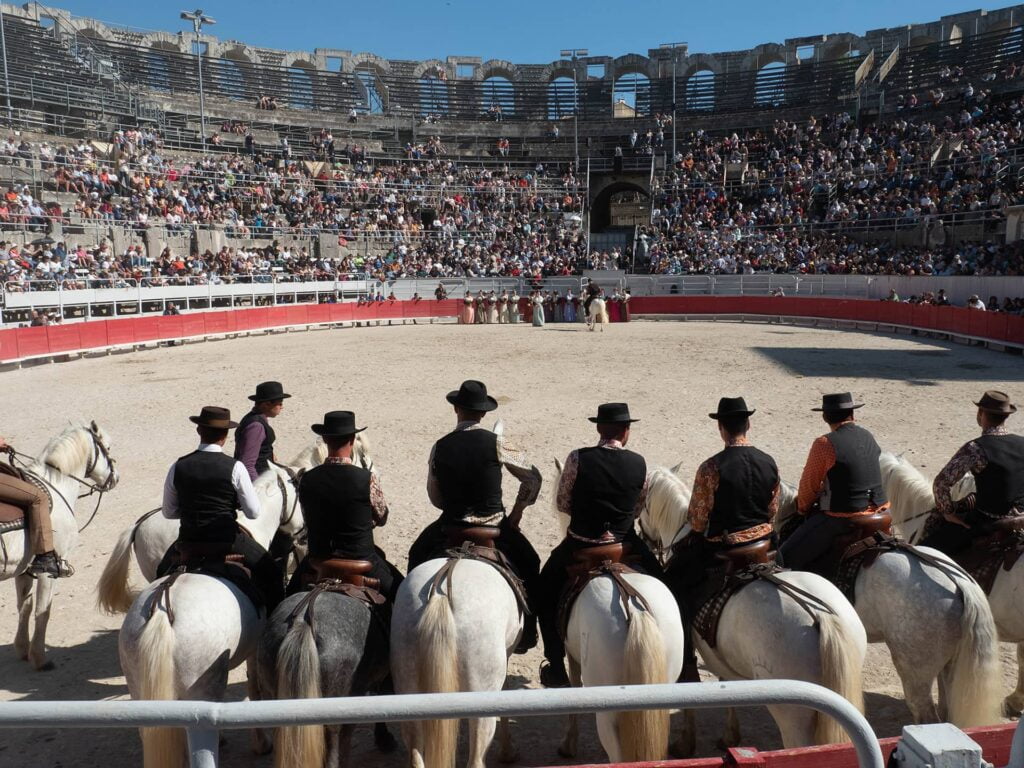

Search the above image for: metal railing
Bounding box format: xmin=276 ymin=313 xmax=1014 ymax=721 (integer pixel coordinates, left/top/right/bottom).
xmin=0 ymin=681 xmax=885 ymax=768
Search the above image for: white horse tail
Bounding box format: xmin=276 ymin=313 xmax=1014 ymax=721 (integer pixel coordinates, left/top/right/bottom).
xmin=138 ymin=610 xmax=185 ymax=768
xmin=416 ymin=593 xmax=459 ymax=768
xmin=946 ymin=574 xmax=1001 ymax=727
xmin=274 ymin=618 xmax=325 ymax=768
xmin=96 ymin=523 xmax=138 ymax=615
xmin=814 ymin=610 xmax=864 ymax=744
xmin=597 ymin=301 xmax=609 ymax=325
xmin=619 ymin=610 xmax=669 ymax=761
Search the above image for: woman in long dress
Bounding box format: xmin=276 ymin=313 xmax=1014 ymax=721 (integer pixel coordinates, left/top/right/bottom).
xmin=532 ymin=291 xmax=545 ymax=327
xmin=487 ymin=292 xmax=499 ymax=324
xmin=474 ymin=291 xmax=485 ymax=324
xmin=608 ymin=290 xmax=622 ymax=323
xmin=460 ymin=295 xmax=475 ymax=325
xmin=620 ymin=289 xmax=631 ymax=322
xmin=509 ymin=292 xmax=520 ymax=324
xmin=564 ymin=290 xmax=576 ymax=323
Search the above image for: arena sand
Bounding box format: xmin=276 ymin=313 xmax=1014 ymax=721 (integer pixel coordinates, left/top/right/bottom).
xmin=1 ymin=319 xmax=1022 ymax=767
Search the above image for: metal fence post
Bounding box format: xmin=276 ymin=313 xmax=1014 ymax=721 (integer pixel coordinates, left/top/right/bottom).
xmin=186 ymin=727 xmax=219 ymax=768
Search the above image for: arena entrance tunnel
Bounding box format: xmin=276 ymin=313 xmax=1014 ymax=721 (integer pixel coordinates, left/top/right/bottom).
xmin=589 ymin=177 xmax=651 ymax=232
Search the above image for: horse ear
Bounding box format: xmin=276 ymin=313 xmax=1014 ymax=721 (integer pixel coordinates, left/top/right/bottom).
xmin=89 ymin=420 xmax=99 ymax=433
xmin=554 ymin=457 xmax=563 ymax=474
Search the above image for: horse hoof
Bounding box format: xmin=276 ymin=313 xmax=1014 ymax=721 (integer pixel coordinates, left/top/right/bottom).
xmin=557 ymin=744 xmax=576 ymax=759
xmin=34 ymin=659 xmax=55 ymax=672
xmin=374 ymin=729 xmax=398 ymax=754
xmin=1003 ymin=699 xmax=1023 ymax=719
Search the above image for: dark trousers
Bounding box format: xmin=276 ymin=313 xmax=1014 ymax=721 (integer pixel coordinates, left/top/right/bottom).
xmin=157 ymin=530 xmax=285 ymax=612
xmin=287 ymin=548 xmax=404 ymax=603
xmin=408 ymin=517 xmax=540 ymax=637
xmin=537 ymin=530 xmax=662 ymax=665
xmin=777 ymin=513 xmax=853 ymax=572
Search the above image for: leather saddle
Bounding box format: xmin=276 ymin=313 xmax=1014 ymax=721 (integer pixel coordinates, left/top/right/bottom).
xmin=558 ymin=542 xmax=643 ymax=640
xmin=567 ymin=542 xmax=629 ymax=577
xmin=952 ymin=513 xmax=1024 ymax=594
xmin=806 ymin=510 xmax=893 ymax=580
xmin=714 ymin=538 xmax=775 ymax=577
xmin=310 ymin=557 xmax=380 ymax=590
xmin=444 ymin=525 xmax=500 ymax=549
xmin=0 ymin=501 xmax=25 ymax=524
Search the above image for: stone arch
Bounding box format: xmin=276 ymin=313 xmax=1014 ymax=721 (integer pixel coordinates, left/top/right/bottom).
xmin=142 ymin=33 xmax=184 ymax=54
xmin=351 ymin=56 xmax=390 ymax=113
xmin=611 ymin=53 xmax=654 ymax=79
xmin=143 ymin=40 xmax=181 ymax=93
xmin=679 ymin=54 xmax=723 ymax=79
xmin=74 ymin=24 xmax=114 ymax=42
xmin=280 ymin=53 xmax=318 ymax=71
xmin=213 ymin=47 xmax=253 ymax=101
xmin=754 ymin=60 xmax=787 ymax=106
xmin=821 ymin=34 xmax=866 ymax=60
xmin=347 ymin=53 xmax=391 ymax=76
xmin=539 ymin=62 xmax=576 ymax=82
xmin=684 ymin=68 xmax=716 ymax=111
xmin=412 ymin=58 xmax=449 ymax=80
xmin=216 ymin=45 xmax=255 ymax=64
xmin=477 ymin=60 xmax=519 ymax=82
xmin=590 ymin=179 xmax=650 ymax=232
xmin=741 ymin=43 xmax=788 ymax=73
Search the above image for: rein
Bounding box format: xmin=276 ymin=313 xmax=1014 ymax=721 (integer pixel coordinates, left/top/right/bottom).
xmin=7 ymin=428 xmax=116 ymax=533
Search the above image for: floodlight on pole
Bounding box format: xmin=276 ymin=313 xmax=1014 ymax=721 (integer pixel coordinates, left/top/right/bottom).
xmin=660 ymin=41 xmax=686 ymax=162
xmin=559 ymin=48 xmax=588 ymax=169
xmin=181 ymin=9 xmax=216 ymax=152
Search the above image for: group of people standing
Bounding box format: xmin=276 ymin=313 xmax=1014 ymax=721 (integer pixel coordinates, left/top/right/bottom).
xmin=457 ymin=285 xmax=632 ymax=327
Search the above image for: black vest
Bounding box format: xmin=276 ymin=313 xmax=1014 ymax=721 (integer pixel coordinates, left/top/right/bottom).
xmin=974 ymin=433 xmax=1024 ymax=517
xmin=822 ymin=423 xmax=887 ymax=512
xmin=432 ymin=428 xmax=503 ymax=521
xmin=173 ymin=450 xmax=239 ymax=542
xmin=299 ymin=463 xmax=376 ymax=559
xmin=707 ymin=446 xmax=779 ymax=539
xmin=569 ymin=447 xmax=647 ymax=540
xmin=236 ymin=411 xmax=275 ymax=476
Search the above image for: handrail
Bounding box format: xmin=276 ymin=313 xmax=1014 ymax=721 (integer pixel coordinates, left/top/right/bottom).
xmin=0 ymin=681 xmax=885 ymax=768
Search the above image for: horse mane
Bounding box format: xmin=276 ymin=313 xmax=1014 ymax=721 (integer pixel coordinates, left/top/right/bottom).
xmin=551 ymin=458 xmax=569 ymax=535
xmin=775 ymin=479 xmax=798 ymax=527
xmin=288 ymin=439 xmax=327 ymax=469
xmin=879 ymin=452 xmax=935 ymax=526
xmin=643 ymin=467 xmax=692 ymax=550
xmin=39 ymin=423 xmax=93 ymax=475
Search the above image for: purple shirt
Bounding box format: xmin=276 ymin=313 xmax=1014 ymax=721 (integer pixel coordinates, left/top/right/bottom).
xmin=235 ymin=419 xmax=266 ymax=481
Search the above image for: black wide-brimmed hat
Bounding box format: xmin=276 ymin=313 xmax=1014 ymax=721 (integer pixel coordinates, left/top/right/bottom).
xmin=446 ymin=380 xmax=498 ymax=412
xmin=588 ymin=403 xmax=639 ymax=424
xmin=189 ymin=406 xmax=238 ymax=429
xmin=709 ymin=397 xmax=756 ymax=420
xmin=975 ymin=390 xmax=1017 ymax=415
xmin=812 ymin=392 xmax=865 ymax=412
xmin=248 ymin=381 xmax=292 ymax=403
xmin=311 ymin=411 xmax=366 ymax=437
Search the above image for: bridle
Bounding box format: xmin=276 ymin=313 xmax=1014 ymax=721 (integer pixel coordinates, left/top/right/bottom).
xmin=8 ymin=425 xmax=118 ymax=532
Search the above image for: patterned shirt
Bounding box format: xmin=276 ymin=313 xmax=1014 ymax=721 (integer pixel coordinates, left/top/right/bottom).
xmin=688 ymin=437 xmax=779 ymax=544
xmin=556 ymin=438 xmax=649 ymax=543
xmin=324 ymin=456 xmax=389 ymax=526
xmin=933 ymin=425 xmax=1008 ymax=515
xmin=426 ymin=421 xmax=541 ymax=523
xmin=797 ymin=422 xmax=889 ymax=517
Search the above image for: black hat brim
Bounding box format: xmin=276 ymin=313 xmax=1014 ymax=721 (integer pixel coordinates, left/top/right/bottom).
xmin=812 ymin=403 xmax=864 ymax=412
xmin=708 ymin=409 xmax=756 ymax=420
xmin=311 ymin=424 xmax=367 ymax=437
xmin=189 ymin=415 xmax=239 ymax=429
xmin=249 ymin=393 xmax=292 ymax=402
xmin=446 ymin=391 xmax=498 ymax=412
xmin=974 ymin=400 xmax=1018 ymax=414
xmin=588 ymin=417 xmax=640 ymax=423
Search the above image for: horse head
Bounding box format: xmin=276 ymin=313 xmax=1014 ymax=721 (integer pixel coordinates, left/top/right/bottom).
xmin=42 ymin=421 xmax=119 ymax=491
xmin=640 ymin=466 xmax=692 ymax=557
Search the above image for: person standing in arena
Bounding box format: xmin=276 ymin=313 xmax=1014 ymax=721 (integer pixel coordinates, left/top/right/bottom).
xmin=664 ymin=397 xmax=780 ymax=682
xmin=407 ymin=380 xmax=542 ymax=652
xmin=536 ymin=403 xmax=663 ymax=688
xmin=235 ymin=381 xmax=290 ymax=481
xmin=921 ymin=391 xmax=1024 ymax=555
xmin=778 ymin=393 xmax=889 ymax=571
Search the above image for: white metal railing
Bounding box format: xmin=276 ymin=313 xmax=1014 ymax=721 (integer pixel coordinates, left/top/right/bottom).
xmin=0 ymin=681 xmax=884 ymax=768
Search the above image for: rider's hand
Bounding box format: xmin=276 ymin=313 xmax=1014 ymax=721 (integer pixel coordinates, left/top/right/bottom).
xmin=943 ymin=511 xmax=971 ymax=529
xmin=0 ymin=437 xmax=8 ymax=451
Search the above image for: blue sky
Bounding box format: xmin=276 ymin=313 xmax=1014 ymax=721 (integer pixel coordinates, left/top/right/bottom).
xmin=56 ymin=1 xmax=1014 ymax=61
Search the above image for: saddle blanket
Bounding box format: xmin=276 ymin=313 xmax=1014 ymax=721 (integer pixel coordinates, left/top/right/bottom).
xmin=694 ymin=563 xmax=784 ymax=648
xmin=953 ymin=532 xmax=1024 ymax=595
xmin=440 ymin=543 xmax=530 ymax=617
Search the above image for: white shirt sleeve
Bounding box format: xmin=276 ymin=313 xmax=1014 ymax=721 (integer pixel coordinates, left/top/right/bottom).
xmin=161 ymin=464 xmax=179 ymax=519
xmin=232 ymin=461 xmax=261 ymax=520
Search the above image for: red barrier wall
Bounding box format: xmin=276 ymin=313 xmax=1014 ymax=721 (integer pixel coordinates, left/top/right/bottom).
xmin=630 ymin=297 xmax=1024 ymax=347
xmin=2 ymin=298 xmax=1021 ymax=364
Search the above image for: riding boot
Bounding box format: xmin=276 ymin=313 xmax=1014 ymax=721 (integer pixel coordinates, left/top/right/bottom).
xmin=514 ymin=612 xmax=537 ymax=654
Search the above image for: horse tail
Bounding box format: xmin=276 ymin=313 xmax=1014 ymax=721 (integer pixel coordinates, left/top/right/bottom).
xmin=814 ymin=609 xmax=864 ymax=745
xmin=416 ymin=593 xmax=459 ymax=768
xmin=618 ymin=610 xmax=670 ymax=761
xmin=274 ymin=617 xmax=325 ymax=768
xmin=138 ymin=609 xmax=185 ymax=768
xmin=598 ymin=302 xmax=609 ymax=324
xmin=96 ymin=522 xmax=139 ymax=615
xmin=945 ymin=573 xmax=1001 ymax=727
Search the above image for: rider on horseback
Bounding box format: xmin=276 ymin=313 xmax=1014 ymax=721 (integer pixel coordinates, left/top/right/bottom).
xmin=922 ymin=390 xmax=1024 ymax=555
xmin=0 ymin=436 xmax=72 ymax=578
xmin=158 ymin=406 xmax=285 ymax=611
xmin=583 ymin=281 xmax=601 ymax=317
xmin=235 ymin=381 xmax=290 ymax=482
xmin=537 ymin=403 xmax=663 ymax=688
xmin=407 ymin=380 xmax=543 ymax=652
xmin=293 ymin=410 xmax=404 ymax=601
xmin=664 ymin=397 xmax=780 ymax=682
xmin=778 ymin=393 xmax=890 ymax=571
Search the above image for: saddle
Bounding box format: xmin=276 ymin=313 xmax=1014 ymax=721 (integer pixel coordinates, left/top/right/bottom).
xmin=0 ymin=501 xmax=25 ymax=535
xmin=444 ymin=525 xmax=500 ymax=549
xmin=430 ymin=542 xmax=530 ymax=617
xmin=310 ymin=557 xmax=380 ymax=590
xmin=568 ymin=542 xmax=628 ymax=576
xmin=950 ymin=514 xmax=1024 ymax=595
xmin=557 ymin=543 xmax=643 ymax=641
xmin=714 ymin=539 xmax=775 ymax=576
xmin=162 ymin=538 xmax=262 ymax=610
xmin=800 ymin=510 xmax=894 ymax=582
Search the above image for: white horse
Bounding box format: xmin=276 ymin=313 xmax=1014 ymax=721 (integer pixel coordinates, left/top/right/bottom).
xmin=772 ymin=454 xmax=1002 ymax=728
xmin=118 ymin=465 xmax=306 ymax=768
xmin=586 ymin=297 xmax=609 ymax=332
xmin=639 ymin=467 xmax=866 ymax=754
xmin=549 ymin=459 xmax=685 ymax=763
xmin=391 ymin=420 xmax=520 ymax=768
xmin=880 ymin=452 xmax=1017 ymax=718
xmin=1 ymin=421 xmax=119 ymax=670
xmin=97 ymin=435 xmax=372 ymax=614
